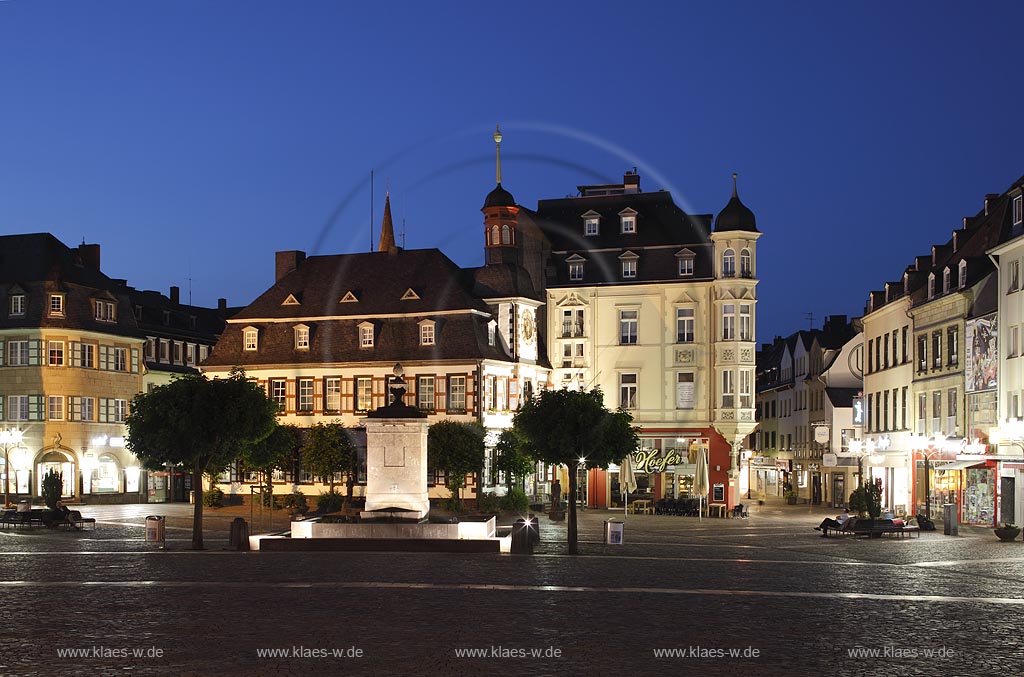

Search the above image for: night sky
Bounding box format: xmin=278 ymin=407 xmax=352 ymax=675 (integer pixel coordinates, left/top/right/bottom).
xmin=2 ymin=1 xmax=1023 ymax=342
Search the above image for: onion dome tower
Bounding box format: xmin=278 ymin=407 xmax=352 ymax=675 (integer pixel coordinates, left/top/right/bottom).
xmin=482 ymin=125 xmax=520 ymax=266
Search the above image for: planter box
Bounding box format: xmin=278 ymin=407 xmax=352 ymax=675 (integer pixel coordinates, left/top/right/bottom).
xmin=994 ymin=527 xmax=1020 ymax=542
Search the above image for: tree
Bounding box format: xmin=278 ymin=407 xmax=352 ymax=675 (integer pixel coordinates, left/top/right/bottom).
xmin=302 ymin=422 xmax=356 ymax=501
xmin=240 ymin=423 xmax=303 ymax=507
xmin=492 ymin=429 xmax=534 ymax=495
xmin=512 ymin=387 xmax=639 ymax=555
xmin=427 ymin=420 xmax=486 ymax=509
xmin=125 ymin=370 xmax=278 ymax=549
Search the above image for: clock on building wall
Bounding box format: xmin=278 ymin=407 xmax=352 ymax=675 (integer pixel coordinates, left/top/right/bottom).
xmin=521 ymin=309 xmax=536 ymax=344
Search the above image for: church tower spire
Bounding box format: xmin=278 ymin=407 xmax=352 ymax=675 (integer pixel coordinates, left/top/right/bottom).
xmin=378 ymin=192 xmax=398 ymax=255
xmin=482 ymin=125 xmax=520 ymax=266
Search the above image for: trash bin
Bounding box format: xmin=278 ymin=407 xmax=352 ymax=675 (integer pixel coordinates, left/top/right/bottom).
xmin=604 ymin=519 xmax=624 ymax=545
xmin=229 ymin=517 xmax=250 ymax=551
xmin=511 ymin=518 xmax=534 ymax=554
xmin=145 ymin=515 xmax=165 ymax=546
xmin=942 ymin=503 xmax=958 ymax=536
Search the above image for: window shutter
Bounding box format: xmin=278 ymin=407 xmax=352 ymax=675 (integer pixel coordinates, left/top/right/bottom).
xmin=285 ymin=379 xmax=295 ymax=413
xmin=131 ymin=348 xmax=140 ymax=373
xmin=466 ymin=375 xmax=475 ymax=413
xmin=373 ymin=377 xmax=386 ymax=410
xmin=509 ymin=378 xmax=519 ymax=411
xmin=435 ymin=375 xmax=446 ymax=413
xmin=29 ymin=339 xmax=41 ymax=366
xmin=342 ymin=378 xmax=354 ymax=413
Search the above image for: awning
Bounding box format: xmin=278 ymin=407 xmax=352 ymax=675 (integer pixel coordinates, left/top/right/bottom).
xmin=936 ymin=460 xmax=988 ymax=471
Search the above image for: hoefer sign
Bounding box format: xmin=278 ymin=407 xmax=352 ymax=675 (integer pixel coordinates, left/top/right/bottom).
xmin=632 ymin=448 xmax=685 ymax=474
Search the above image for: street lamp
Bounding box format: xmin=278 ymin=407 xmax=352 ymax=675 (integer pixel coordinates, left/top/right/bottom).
xmin=847 ymin=438 xmax=883 ymax=489
xmin=908 ymin=433 xmax=946 ymax=522
xmin=0 ymin=428 xmax=24 ymax=506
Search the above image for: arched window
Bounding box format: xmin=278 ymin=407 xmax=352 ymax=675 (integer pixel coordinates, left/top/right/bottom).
xmin=723 ymin=249 xmax=736 ymax=277
xmin=501 ymin=225 xmax=511 ymax=245
xmin=490 ymin=226 xmax=500 ymax=245
xmin=740 ymin=249 xmax=752 ymax=277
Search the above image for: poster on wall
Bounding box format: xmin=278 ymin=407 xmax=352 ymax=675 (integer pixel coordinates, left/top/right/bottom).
xmin=966 ymin=315 xmax=998 ymax=392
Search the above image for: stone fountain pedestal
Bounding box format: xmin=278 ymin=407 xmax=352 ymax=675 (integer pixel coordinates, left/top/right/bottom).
xmin=360 ymin=416 xmax=430 ymax=521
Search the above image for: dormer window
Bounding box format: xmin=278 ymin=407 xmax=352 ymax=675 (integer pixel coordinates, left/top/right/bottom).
xmin=1015 ymin=195 xmax=1022 ymax=225
xmin=943 ymin=268 xmax=951 ymax=294
xmin=95 ymin=300 xmax=116 ymax=322
xmin=294 ymin=324 xmax=310 ymax=350
xmin=359 ymin=322 xmax=374 ymax=348
xmin=959 ymin=260 xmax=967 ymax=288
xmin=722 ymin=249 xmax=736 ymax=277
xmin=488 ymin=320 xmax=497 ymax=347
xmin=243 ymin=327 xmax=258 ymax=351
xmin=740 ymin=249 xmax=752 ymax=277
xmin=419 ymin=320 xmax=435 ymax=346
xmin=567 ymin=254 xmax=586 ymax=282
xmin=9 ymin=294 xmax=25 ymax=317
xmin=675 ymin=248 xmax=695 ymax=277
xmin=49 ymin=294 xmax=64 ymax=317
xmin=581 ymin=210 xmax=601 ymax=236
xmin=619 ymin=208 xmax=638 ymax=234
xmin=927 ymin=273 xmax=936 ymax=298
xmin=619 ymin=251 xmax=638 ymax=279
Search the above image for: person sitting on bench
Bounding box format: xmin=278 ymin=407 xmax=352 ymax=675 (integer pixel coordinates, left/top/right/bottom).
xmin=47 ymin=500 xmax=78 ymax=529
xmin=814 ymin=509 xmax=852 ymax=536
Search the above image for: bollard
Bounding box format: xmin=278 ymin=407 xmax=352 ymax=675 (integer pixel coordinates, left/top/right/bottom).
xmin=145 ymin=515 xmax=165 ymax=547
xmin=229 ymin=517 xmax=250 ymax=551
xmin=527 ymin=513 xmax=540 ymax=545
xmin=511 ymin=518 xmax=534 ymax=554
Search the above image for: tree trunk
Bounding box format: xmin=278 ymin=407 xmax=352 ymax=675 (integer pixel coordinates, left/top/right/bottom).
xmin=345 ymin=459 xmax=355 ymax=510
xmin=567 ymin=466 xmax=578 ymax=555
xmin=191 ymin=462 xmax=204 ymax=550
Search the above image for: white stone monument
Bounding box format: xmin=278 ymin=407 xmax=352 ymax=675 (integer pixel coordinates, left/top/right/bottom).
xmin=361 ymin=364 xmax=430 ymax=521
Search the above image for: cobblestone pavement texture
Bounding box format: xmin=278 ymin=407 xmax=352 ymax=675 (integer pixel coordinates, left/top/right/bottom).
xmin=1 ymin=499 xmax=1021 ymax=676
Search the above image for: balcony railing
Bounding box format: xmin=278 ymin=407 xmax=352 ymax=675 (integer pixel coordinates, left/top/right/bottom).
xmin=561 ymin=322 xmax=585 ymax=338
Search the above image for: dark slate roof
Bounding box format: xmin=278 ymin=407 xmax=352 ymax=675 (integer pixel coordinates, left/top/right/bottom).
xmin=483 ymin=183 xmax=516 ymax=209
xmin=232 ymin=249 xmax=490 ymax=321
xmin=471 ymin=263 xmax=541 ymax=300
xmin=714 ymin=193 xmax=758 ymax=233
xmin=129 ymin=288 xmax=232 ymax=341
xmin=826 ymin=387 xmax=860 ymax=409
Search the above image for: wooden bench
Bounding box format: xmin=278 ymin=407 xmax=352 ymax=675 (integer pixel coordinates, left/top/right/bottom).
xmin=0 ymin=508 xmax=95 ymax=530
xmin=822 ymin=518 xmax=920 ymax=538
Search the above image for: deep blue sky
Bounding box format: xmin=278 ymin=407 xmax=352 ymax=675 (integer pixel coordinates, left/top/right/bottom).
xmin=2 ymin=1 xmax=1023 ymax=342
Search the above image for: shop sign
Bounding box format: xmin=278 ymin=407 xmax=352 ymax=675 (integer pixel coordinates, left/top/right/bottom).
xmin=632 ymin=448 xmax=685 ymax=474
xmin=814 ymin=426 xmax=829 ymax=444
xmin=822 ymin=453 xmax=838 ymax=467
xmin=852 ymin=397 xmax=864 ymax=426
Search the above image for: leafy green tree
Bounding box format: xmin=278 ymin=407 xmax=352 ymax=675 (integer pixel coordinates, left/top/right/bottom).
xmin=512 ymin=388 xmax=639 ymax=554
xmin=493 ymin=428 xmax=534 ymax=494
xmin=428 ymin=420 xmax=486 ymax=509
xmin=302 ymin=422 xmax=356 ymax=501
xmin=125 ymin=370 xmax=278 ymax=549
xmin=241 ymin=423 xmax=303 ymax=507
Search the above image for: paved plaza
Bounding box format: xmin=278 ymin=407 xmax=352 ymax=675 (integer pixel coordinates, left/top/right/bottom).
xmin=1 ymin=500 xmax=1022 ymax=676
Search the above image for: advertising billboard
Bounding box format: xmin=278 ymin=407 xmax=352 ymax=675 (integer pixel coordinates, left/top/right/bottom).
xmin=966 ymin=315 xmax=997 ymax=392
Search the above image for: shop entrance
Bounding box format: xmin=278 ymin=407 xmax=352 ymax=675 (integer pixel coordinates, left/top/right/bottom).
xmin=832 ymin=475 xmax=845 ymax=508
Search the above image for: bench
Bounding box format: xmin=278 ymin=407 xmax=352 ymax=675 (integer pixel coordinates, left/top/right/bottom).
xmin=822 ymin=518 xmax=920 ymax=538
xmin=0 ymin=508 xmax=95 ymax=530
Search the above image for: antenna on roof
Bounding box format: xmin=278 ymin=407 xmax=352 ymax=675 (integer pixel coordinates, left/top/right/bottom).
xmin=402 ymin=195 xmax=407 ymax=250
xmin=188 ymin=259 xmax=193 ymax=306
xmin=370 ymin=170 xmax=375 ymax=252
xmin=805 ymin=312 xmax=815 ymax=330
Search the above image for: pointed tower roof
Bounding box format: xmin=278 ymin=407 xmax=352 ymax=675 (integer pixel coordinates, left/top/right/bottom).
xmin=378 ymin=192 xmax=398 ymax=254
xmin=714 ymin=173 xmax=758 ymax=233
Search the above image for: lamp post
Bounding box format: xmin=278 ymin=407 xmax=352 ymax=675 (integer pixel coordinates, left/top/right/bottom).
xmin=908 ymin=433 xmax=947 ymax=521
xmin=0 ymin=428 xmax=24 ymax=506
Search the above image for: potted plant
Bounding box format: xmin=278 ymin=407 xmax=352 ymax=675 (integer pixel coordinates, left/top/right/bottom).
xmin=994 ymin=522 xmax=1021 ymax=542
xmin=783 ymin=481 xmax=797 ymax=504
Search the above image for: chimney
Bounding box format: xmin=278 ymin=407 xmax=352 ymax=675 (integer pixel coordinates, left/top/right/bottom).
xmin=623 ymin=168 xmax=640 ymax=194
xmin=170 ymin=286 xmax=180 ymax=306
xmin=275 ymin=250 xmax=306 ymax=282
xmin=78 ymin=244 xmax=101 ymax=271
xmin=985 ymin=193 xmax=1000 ymax=216
xmin=217 ymin=298 xmax=228 ymax=318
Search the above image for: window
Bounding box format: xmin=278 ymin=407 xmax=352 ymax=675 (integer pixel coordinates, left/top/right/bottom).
xmin=621 ymin=216 xmax=636 ymax=233
xmin=568 ymin=261 xmax=583 ymax=281
xmin=95 ymin=300 xmax=115 ymax=322
xmin=295 ymin=326 xmax=309 ymax=350
xmin=584 ymin=217 xmax=599 ymax=236
xmin=619 ymin=309 xmax=638 ymax=345
xmin=297 ymin=378 xmax=314 ymax=412
xmin=488 ymin=322 xmax=496 ymax=347
xmin=947 ymin=388 xmax=957 ymax=435
xmin=448 ymin=376 xmax=466 ymax=414
xmin=1015 ymin=195 xmax=1023 ymax=225
xmin=678 ymin=256 xmax=694 ymax=277
xmin=947 ymin=327 xmax=958 ymax=366
xmin=70 ymin=396 xmax=94 ymax=422
xmin=360 ymin=324 xmax=374 ymax=348
xmin=739 ymin=304 xmax=751 ymax=341
xmin=490 ymin=226 xmax=499 ymax=245
xmin=722 ymin=370 xmax=735 ymax=408
xmin=199 ymin=345 xmax=209 ymax=362
xmin=186 ymin=343 xmax=196 ymax=366
xmin=114 ymin=399 xmax=128 ymax=423
xmin=562 ymin=309 xmax=584 ymax=337
xmin=932 ymin=331 xmax=941 ymax=368
xmin=619 ymin=373 xmax=637 ymax=409
xmin=244 ymin=328 xmax=258 ymax=351
xmin=892 ymin=331 xmax=898 ymax=365
xmin=71 ymin=342 xmax=95 ymax=368
xmin=932 ymin=391 xmax=941 ymax=434
xmin=7 ymin=340 xmax=34 ymax=366
xmin=355 ymin=377 xmax=373 ymax=413
xmin=269 ymin=379 xmax=286 ymax=410
xmin=943 ymin=268 xmax=951 ymax=294
xmin=1011 ymin=325 xmax=1019 ymax=358
xmin=99 ymin=398 xmax=128 ymax=423
xmin=901 ymin=386 xmax=908 ymax=430
xmin=49 ymin=294 xmax=64 ymax=316
xmin=740 ymin=249 xmax=752 ymax=277
xmin=98 ymin=346 xmax=127 ymax=372
xmin=722 ymin=304 xmax=736 ymax=340
xmin=173 ymin=342 xmax=182 ymax=365
xmin=561 ymin=342 xmax=584 ymax=368
xmin=48 ymin=341 xmax=64 ymax=366
xmin=501 ymin=225 xmax=512 ymax=245
xmin=676 ymin=308 xmax=695 ymax=343
xmin=325 ymin=377 xmax=342 ymax=412
xmin=9 ymin=294 xmax=24 ymax=316
xmin=8 ymin=395 xmax=28 ymax=421
xmin=417 ymin=376 xmax=435 ymax=412
xmin=1011 ymin=260 xmax=1020 ymax=293
xmin=722 ymin=249 xmax=736 ymax=277
xmin=420 ymin=322 xmax=435 ymax=346
xmin=959 ymin=260 xmax=967 ymax=289
xmin=917 ymin=335 xmax=927 ymax=373
xmin=48 ymin=395 xmax=64 ymax=421
xmin=917 ymin=393 xmax=927 ymax=434
xmin=145 ymin=338 xmax=156 ymax=361
xmin=867 ymin=393 xmax=873 ymax=431
xmin=883 ymin=335 xmax=889 ymax=369
xmin=621 ymin=258 xmax=637 ymax=278
xmin=927 ymin=273 xmax=935 ymax=298
xmin=902 ymin=326 xmax=908 ymax=363
xmin=867 ymin=338 xmax=873 ymax=373
xmin=740 ymin=369 xmax=752 ymax=408
xmin=676 ymin=372 xmax=695 ymax=410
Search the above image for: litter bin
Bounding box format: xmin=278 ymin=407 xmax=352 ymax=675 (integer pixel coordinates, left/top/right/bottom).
xmin=229 ymin=517 xmax=250 ymax=551
xmin=604 ymin=519 xmax=624 ymax=545
xmin=145 ymin=515 xmax=165 ymax=546
xmin=942 ymin=503 xmax=958 ymax=536
xmin=511 ymin=518 xmax=534 ymax=554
